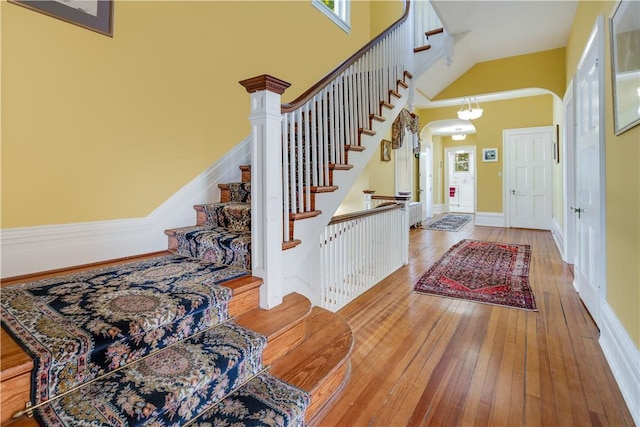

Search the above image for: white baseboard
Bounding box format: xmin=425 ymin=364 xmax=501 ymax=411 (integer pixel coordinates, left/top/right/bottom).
xmin=433 ymin=204 xmax=445 ymax=214
xmin=550 ymin=217 xmax=565 ymax=260
xmin=474 ymin=212 xmax=504 ymax=227
xmin=0 ymin=137 xmax=251 ymax=279
xmin=600 ymin=302 xmax=640 ymax=426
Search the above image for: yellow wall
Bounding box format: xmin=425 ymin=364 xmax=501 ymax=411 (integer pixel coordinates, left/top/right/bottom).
xmin=566 ymin=1 xmax=639 ymax=348
xmin=369 ymin=0 xmax=404 ymax=37
xmin=336 ymin=128 xmax=395 ymax=215
xmin=1 ymin=0 xmax=377 ymax=228
xmin=435 ymin=48 xmax=566 ymax=99
xmin=418 ymin=95 xmax=554 ymax=213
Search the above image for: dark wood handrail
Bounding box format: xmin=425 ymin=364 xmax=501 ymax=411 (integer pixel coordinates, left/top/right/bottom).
xmin=328 ymin=203 xmax=401 ymax=226
xmin=281 ymin=0 xmax=411 ymax=113
xmin=371 ymin=195 xmax=411 ymax=202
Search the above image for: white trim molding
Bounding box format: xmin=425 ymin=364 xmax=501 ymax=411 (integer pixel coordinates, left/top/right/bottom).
xmin=433 ymin=204 xmax=446 ymax=215
xmin=1 ymin=137 xmax=251 ymax=279
xmin=474 ymin=212 xmax=504 ymax=227
xmin=551 ymin=217 xmax=565 ymax=261
xmin=600 ymin=302 xmax=640 ymax=426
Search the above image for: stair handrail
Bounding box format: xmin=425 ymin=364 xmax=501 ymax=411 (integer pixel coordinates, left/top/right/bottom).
xmin=281 ymin=0 xmax=411 ymax=113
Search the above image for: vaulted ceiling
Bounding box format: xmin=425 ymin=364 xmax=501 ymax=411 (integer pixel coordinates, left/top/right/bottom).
xmin=414 ymin=0 xmax=579 ymax=107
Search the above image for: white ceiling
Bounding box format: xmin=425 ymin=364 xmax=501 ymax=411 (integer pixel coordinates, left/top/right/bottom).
xmin=416 ymin=0 xmax=579 ymax=134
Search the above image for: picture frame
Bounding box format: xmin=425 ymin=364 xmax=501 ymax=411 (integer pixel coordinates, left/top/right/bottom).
xmin=609 ymin=0 xmax=640 ymax=135
xmin=482 ymin=148 xmax=498 ymax=162
xmin=9 ymin=0 xmax=114 ymax=36
xmin=381 ymin=139 xmax=391 ymax=162
xmin=553 ymin=124 xmax=560 ymax=164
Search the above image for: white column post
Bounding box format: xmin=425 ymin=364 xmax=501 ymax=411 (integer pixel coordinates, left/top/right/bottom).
xmin=239 ymin=75 xmax=291 ymax=309
xmin=363 ymin=190 xmax=375 ymax=210
xmin=398 ymin=196 xmax=410 ymax=265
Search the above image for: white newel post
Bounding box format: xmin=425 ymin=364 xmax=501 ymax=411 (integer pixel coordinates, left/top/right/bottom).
xmin=239 ymin=75 xmax=291 ymax=309
xmin=399 ymin=196 xmax=410 ymax=265
xmin=363 ymin=190 xmax=375 ymax=210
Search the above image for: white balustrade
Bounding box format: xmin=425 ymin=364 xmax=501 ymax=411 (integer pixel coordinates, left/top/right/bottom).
xmin=281 ymin=13 xmax=411 ymax=243
xmin=319 ymin=204 xmax=407 ymax=312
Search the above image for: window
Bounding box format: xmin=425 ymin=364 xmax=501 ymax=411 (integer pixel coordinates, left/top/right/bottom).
xmin=312 ymin=0 xmax=350 ymax=33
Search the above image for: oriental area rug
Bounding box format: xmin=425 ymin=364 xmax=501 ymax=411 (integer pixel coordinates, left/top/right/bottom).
xmin=424 ymin=214 xmax=473 ymax=232
xmin=413 ymin=239 xmax=537 ymax=311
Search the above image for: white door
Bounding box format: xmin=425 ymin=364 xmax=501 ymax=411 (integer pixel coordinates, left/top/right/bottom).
xmin=419 ymin=145 xmax=433 ymax=219
xmin=444 ymin=146 xmax=476 ymax=213
xmin=505 ymin=127 xmax=553 ymax=229
xmin=573 ymin=17 xmax=605 ymax=327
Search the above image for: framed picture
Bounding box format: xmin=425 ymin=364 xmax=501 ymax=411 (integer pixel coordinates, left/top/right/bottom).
xmin=9 ymin=0 xmax=113 ymax=36
xmin=609 ymin=0 xmax=640 ymax=135
xmin=482 ymin=148 xmax=498 ymax=162
xmin=381 ymin=139 xmax=391 ymax=162
xmin=553 ymin=124 xmax=560 ymax=164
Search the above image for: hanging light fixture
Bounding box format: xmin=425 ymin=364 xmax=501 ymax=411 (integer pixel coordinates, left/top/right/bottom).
xmin=457 ymin=97 xmax=483 ymax=120
xmin=452 ymin=128 xmax=466 ymax=141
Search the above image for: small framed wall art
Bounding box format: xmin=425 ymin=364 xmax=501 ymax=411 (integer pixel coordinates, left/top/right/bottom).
xmin=381 ymin=139 xmax=391 ymax=162
xmin=482 ymin=148 xmax=498 ymax=162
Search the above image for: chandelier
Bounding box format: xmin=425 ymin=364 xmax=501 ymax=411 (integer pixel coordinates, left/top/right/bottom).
xmin=452 ymin=128 xmax=466 ymax=141
xmin=457 ymin=97 xmax=483 ymax=120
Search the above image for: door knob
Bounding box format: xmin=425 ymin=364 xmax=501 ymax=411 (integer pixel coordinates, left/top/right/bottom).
xmin=511 ymin=189 xmax=516 ymax=195
xmin=571 ymin=207 xmax=582 ymax=218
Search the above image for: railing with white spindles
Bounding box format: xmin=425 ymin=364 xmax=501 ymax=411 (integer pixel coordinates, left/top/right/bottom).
xmin=280 ymin=1 xmax=412 ymax=243
xmin=319 ymin=204 xmax=404 ymax=311
xmin=413 ymin=0 xmax=443 ymax=49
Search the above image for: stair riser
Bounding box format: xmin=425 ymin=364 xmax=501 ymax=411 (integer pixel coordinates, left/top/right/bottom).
xmin=262 ymin=321 xmax=306 ymax=366
xmin=307 ymin=360 xmax=351 ymax=425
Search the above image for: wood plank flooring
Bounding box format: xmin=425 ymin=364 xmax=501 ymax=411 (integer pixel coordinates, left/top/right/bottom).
xmin=314 ymin=223 xmax=634 ymax=426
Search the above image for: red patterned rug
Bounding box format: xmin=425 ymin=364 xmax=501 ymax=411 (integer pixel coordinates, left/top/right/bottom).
xmin=414 ymin=239 xmax=537 ymax=311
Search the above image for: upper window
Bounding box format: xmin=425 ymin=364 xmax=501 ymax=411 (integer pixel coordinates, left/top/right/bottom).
xmin=312 ymin=0 xmax=350 ymax=33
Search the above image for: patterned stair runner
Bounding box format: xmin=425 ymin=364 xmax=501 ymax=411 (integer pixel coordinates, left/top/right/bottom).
xmin=0 ymin=254 xmax=244 ymax=404
xmin=171 ymin=182 xmax=252 ymax=270
xmin=0 ymin=254 xmax=311 ymax=425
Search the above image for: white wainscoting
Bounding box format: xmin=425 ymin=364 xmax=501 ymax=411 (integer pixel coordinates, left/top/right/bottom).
xmin=1 ymin=138 xmax=251 ymax=279
xmin=600 ymin=302 xmax=640 ymax=426
xmin=474 ymin=212 xmax=505 ymax=227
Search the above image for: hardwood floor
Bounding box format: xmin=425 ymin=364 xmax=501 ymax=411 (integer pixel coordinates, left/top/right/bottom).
xmin=314 ymin=223 xmax=634 ymax=426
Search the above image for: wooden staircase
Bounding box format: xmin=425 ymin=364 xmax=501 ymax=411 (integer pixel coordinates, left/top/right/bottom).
xmin=0 ymin=262 xmax=352 ymax=426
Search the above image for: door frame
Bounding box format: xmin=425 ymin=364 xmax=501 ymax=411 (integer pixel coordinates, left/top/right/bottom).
xmin=503 ymin=126 xmax=554 ymax=229
xmin=443 ymin=145 xmax=477 ymax=213
xmin=572 ymin=15 xmax=607 ymax=326
xmin=419 ymin=142 xmax=434 ymax=219
xmin=563 ymin=78 xmax=576 ymax=265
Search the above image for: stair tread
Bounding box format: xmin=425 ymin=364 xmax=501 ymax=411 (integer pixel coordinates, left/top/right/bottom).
xmin=191 ymin=372 xmax=309 ymax=427
xmin=344 ymin=144 xmax=366 ymax=152
xmin=413 ymin=44 xmax=432 ymax=53
xmin=270 ymin=307 xmax=353 ymax=392
xmin=329 ymin=163 xmax=354 ymax=171
xmin=290 ymin=210 xmax=322 ymax=220
xmin=235 ymin=293 xmax=311 ymax=341
xmin=282 ymin=239 xmax=302 ymax=250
